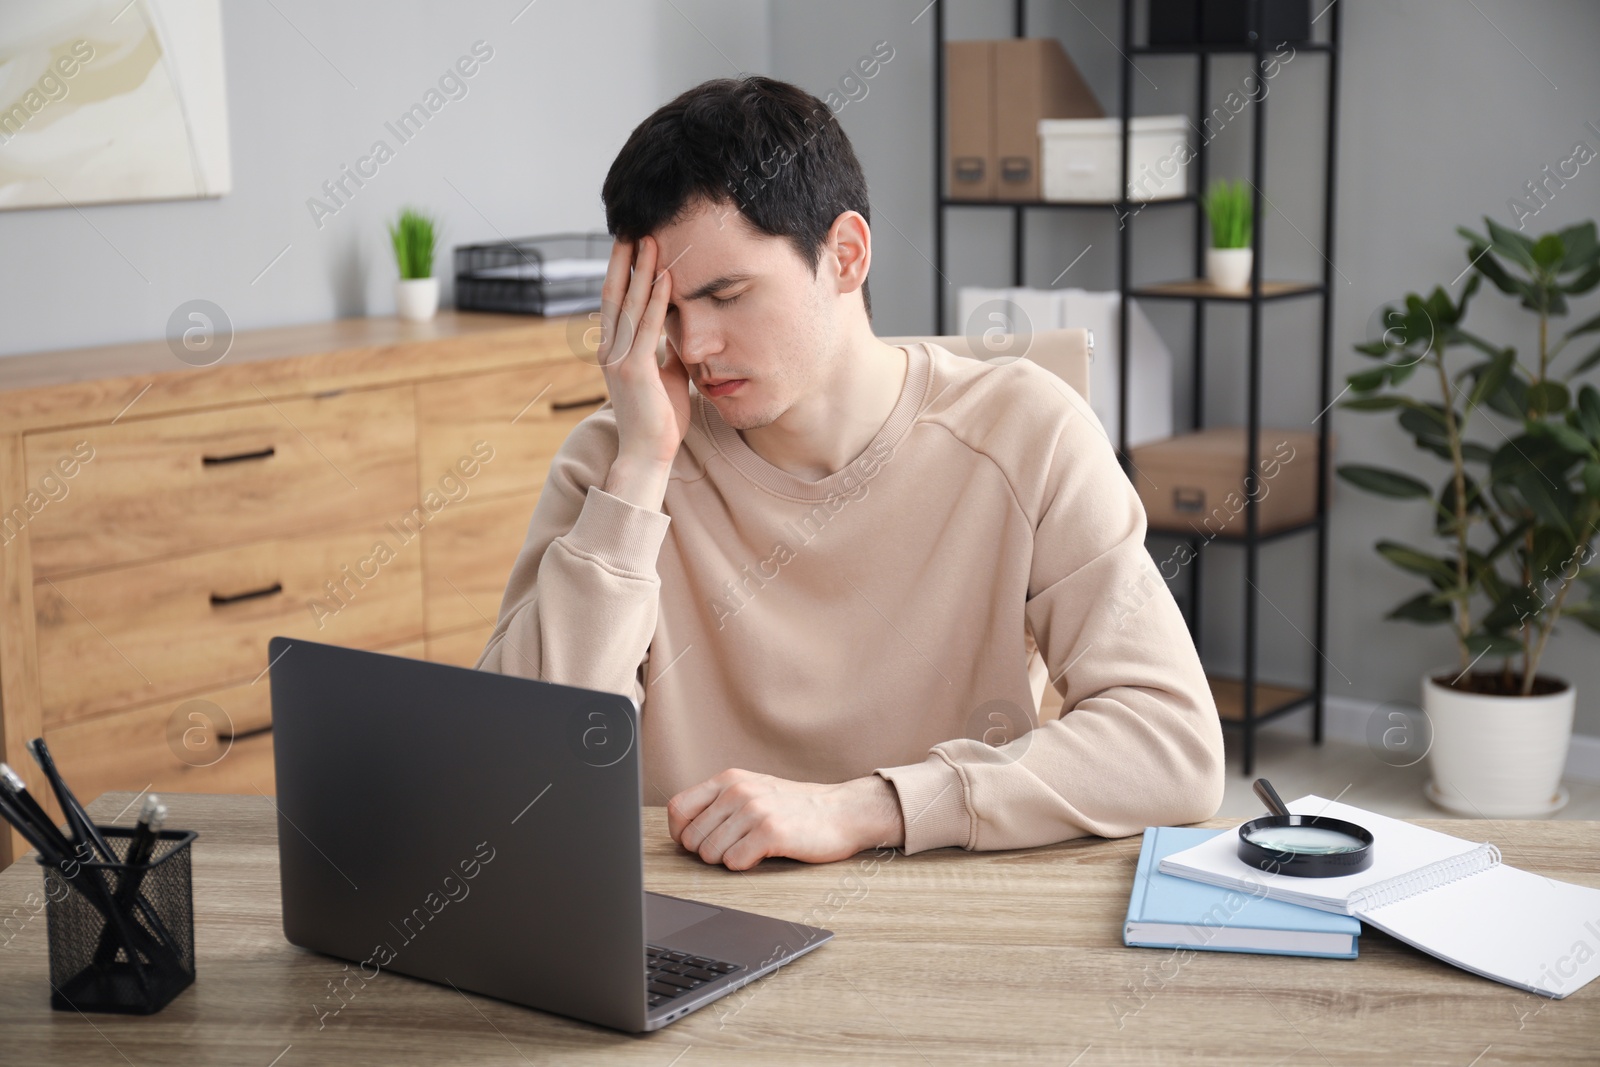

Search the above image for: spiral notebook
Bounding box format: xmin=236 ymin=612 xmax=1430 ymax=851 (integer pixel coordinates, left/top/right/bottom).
xmin=1158 ymin=795 xmax=1600 ymax=998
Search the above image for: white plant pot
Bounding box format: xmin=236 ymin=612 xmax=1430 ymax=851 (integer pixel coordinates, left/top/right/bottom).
xmin=1420 ymin=665 xmax=1574 ymax=817
xmin=1206 ymin=247 xmax=1253 ymax=292
xmin=396 ymin=277 xmax=439 ymax=322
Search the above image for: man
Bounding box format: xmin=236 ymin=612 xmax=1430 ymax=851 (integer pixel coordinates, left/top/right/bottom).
xmin=476 ymin=75 xmax=1224 ymax=870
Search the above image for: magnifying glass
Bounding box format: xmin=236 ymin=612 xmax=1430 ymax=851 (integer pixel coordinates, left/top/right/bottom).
xmin=1236 ymin=778 xmax=1374 ymax=878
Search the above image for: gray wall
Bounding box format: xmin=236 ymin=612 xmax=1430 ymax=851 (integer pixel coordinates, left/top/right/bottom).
xmin=5 ymin=2 xmax=1600 ymax=734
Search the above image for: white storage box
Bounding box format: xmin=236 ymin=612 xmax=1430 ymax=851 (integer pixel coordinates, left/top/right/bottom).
xmin=1037 ymin=115 xmax=1189 ymax=202
xmin=955 ymin=286 xmax=1174 ymax=449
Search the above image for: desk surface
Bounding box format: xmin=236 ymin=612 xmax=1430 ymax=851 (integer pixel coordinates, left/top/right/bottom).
xmin=1 ymin=793 xmax=1595 ymax=1065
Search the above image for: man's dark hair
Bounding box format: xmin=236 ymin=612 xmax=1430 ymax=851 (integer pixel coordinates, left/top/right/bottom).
xmin=601 ymin=75 xmax=872 ymax=319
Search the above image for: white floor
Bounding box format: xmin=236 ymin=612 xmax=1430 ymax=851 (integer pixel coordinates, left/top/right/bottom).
xmin=1216 ymin=729 xmax=1600 ymax=821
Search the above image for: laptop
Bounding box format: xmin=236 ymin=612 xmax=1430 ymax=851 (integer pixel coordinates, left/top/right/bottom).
xmin=266 ymin=635 xmax=833 ymax=1033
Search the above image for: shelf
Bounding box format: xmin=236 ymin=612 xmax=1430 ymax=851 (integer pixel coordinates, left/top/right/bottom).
xmin=1208 ymin=674 xmax=1313 ymax=724
xmin=1131 ymin=279 xmax=1324 ymax=302
xmin=1131 ymin=41 xmax=1335 ymax=55
xmin=940 ymin=195 xmax=1196 ymax=210
xmin=1146 ymin=514 xmax=1322 ymax=545
xmin=932 ymin=0 xmax=1341 ymax=777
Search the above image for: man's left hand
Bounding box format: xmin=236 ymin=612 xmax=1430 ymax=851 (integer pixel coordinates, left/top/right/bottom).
xmin=665 ymin=769 xmax=905 ymax=870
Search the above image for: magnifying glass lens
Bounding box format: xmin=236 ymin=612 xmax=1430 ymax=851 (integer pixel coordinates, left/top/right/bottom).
xmin=1244 ymin=824 xmax=1366 ymax=855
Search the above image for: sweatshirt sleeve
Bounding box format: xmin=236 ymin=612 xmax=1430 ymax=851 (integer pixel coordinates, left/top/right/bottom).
xmin=473 ymin=407 xmax=672 ymax=710
xmin=873 ymin=393 xmax=1226 ymax=855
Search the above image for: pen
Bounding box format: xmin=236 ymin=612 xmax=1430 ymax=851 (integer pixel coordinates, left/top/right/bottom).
xmin=0 ymin=762 xmax=75 ymax=862
xmin=21 ymin=743 xmax=171 ymax=978
xmin=0 ymin=790 xmax=66 ymax=867
xmin=12 ymin=743 xmax=178 ymax=973
xmin=28 ymin=738 xmax=115 ymax=864
xmin=92 ymin=796 xmax=170 ymax=969
xmin=120 ymin=795 xmax=165 ymax=903
xmin=0 ymin=781 xmax=157 ymax=994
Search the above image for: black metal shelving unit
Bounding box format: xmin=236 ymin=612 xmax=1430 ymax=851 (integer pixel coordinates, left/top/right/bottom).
xmin=932 ymin=1 xmax=1342 ymax=775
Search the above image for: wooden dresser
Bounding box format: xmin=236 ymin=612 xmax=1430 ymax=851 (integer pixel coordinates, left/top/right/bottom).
xmin=0 ymin=311 xmax=606 ymax=866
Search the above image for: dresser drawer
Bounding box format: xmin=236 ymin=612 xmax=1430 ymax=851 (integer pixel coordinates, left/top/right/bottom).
xmin=416 ymin=360 xmax=607 ymax=501
xmin=36 ymin=523 xmax=426 ymax=725
xmin=25 ymin=385 xmax=419 ymax=577
xmin=421 ymin=490 xmax=538 ymax=634
xmin=47 ymin=715 xmax=279 ymax=808
xmin=177 ymin=637 xmax=432 ymax=743
xmin=41 ymin=639 xmax=428 ymax=803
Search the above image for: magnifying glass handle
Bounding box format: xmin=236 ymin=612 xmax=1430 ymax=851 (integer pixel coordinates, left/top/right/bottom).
xmin=1252 ymin=778 xmax=1291 ymax=818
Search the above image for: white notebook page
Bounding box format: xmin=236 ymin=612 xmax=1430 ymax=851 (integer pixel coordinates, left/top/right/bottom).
xmin=1357 ymin=863 xmax=1600 ymax=999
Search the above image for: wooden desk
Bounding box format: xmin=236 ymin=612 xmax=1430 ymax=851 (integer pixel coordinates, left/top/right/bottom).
xmin=2 ymin=793 xmax=1596 ymax=1064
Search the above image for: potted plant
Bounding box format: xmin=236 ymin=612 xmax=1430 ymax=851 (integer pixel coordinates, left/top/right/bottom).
xmin=1336 ymin=216 xmax=1600 ymax=816
xmin=389 ymin=206 xmax=439 ymax=321
xmin=1203 ymin=178 xmax=1253 ymax=292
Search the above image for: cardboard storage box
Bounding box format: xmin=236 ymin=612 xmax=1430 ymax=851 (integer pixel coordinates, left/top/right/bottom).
xmin=993 ymin=38 xmax=1102 ymax=201
xmin=946 ymin=38 xmax=1102 ymax=202
xmin=945 ymin=40 xmax=995 ymax=199
xmin=1038 ymin=115 xmax=1189 ymax=202
xmin=1129 ymin=425 xmax=1335 ymax=537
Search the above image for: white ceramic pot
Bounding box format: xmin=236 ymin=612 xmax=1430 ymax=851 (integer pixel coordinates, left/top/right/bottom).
xmin=1206 ymin=247 xmax=1253 ymax=292
xmin=396 ymin=277 xmax=439 ymax=322
xmin=1421 ymin=665 xmax=1574 ymax=817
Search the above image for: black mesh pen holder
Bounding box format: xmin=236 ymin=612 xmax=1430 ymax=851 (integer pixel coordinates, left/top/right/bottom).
xmin=38 ymin=827 xmax=198 ymax=1014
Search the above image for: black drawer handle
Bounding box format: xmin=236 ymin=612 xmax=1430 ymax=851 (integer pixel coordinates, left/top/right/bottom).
xmin=1000 ymin=156 xmax=1032 ymax=181
xmin=203 ymin=445 xmax=276 ymax=466
xmin=551 ymin=394 xmax=606 ymax=412
xmin=1173 ymin=487 xmax=1206 ymax=514
xmin=210 ymin=582 xmax=283 ymax=606
xmin=223 ymin=723 xmax=273 ymax=742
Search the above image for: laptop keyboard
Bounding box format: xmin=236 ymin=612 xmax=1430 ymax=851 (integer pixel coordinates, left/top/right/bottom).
xmin=646 ymin=944 xmax=743 ymax=1008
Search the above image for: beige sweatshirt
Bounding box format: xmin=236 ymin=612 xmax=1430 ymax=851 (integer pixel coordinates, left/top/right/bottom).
xmin=474 ymin=341 xmax=1225 ymax=855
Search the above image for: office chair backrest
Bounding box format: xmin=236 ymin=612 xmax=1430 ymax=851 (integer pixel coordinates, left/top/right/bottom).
xmin=879 ymin=327 xmax=1095 ymax=723
xmin=879 ymin=327 xmax=1092 ymax=404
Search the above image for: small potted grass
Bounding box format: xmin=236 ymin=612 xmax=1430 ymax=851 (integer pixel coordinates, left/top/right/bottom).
xmin=1204 ymin=179 xmax=1254 ymax=292
xmin=389 ymin=206 xmax=440 ymax=321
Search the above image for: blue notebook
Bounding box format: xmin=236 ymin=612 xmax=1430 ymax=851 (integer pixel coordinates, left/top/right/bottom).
xmin=1125 ymin=827 xmax=1360 ymax=958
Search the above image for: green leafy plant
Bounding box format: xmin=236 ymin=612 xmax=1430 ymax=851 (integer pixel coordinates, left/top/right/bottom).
xmin=1203 ymin=179 xmax=1253 ymax=250
xmin=387 ymin=207 xmax=437 ymax=280
xmin=1336 ymin=217 xmax=1600 ymax=696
